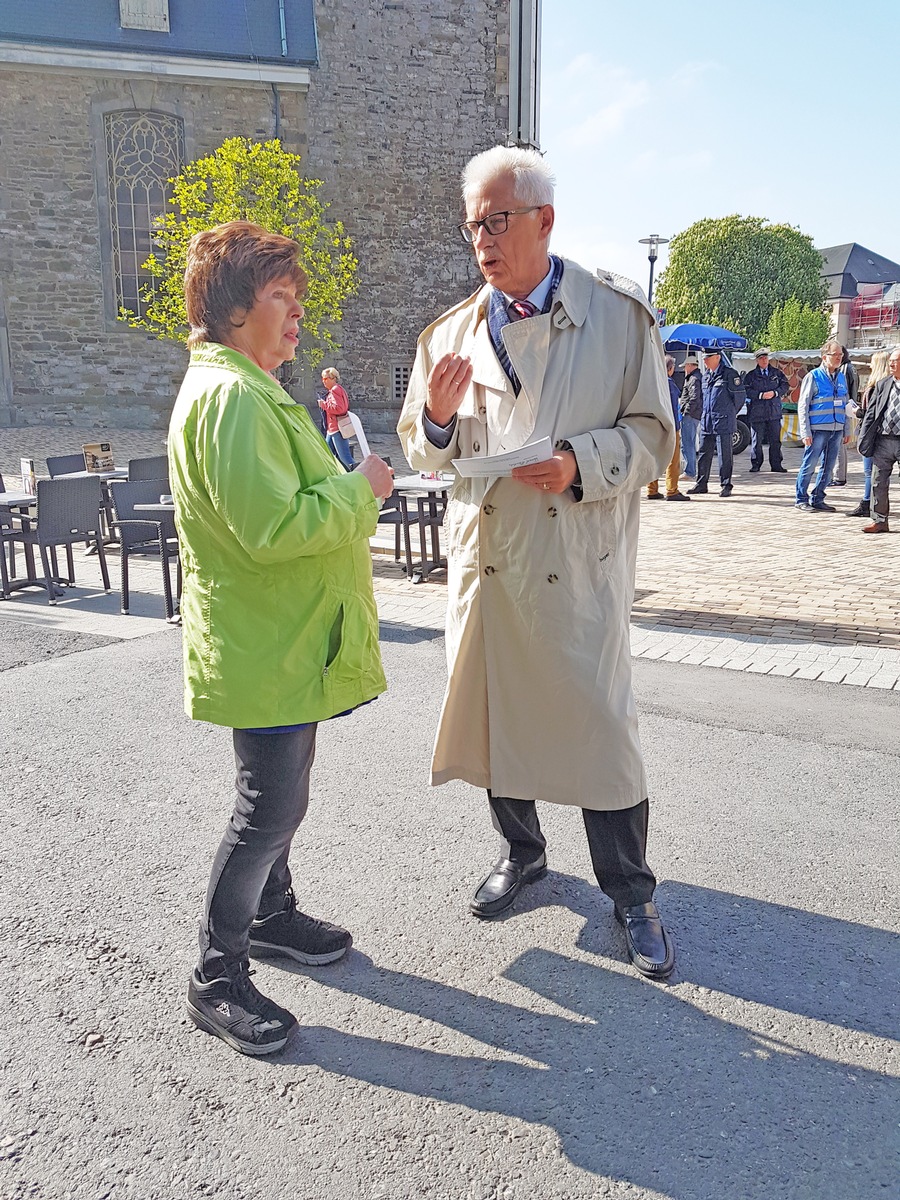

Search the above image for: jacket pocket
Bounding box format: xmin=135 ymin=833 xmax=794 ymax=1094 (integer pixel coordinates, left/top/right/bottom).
xmin=564 ymin=496 xmax=617 ymax=581
xmin=321 ymin=594 xmax=376 ymax=691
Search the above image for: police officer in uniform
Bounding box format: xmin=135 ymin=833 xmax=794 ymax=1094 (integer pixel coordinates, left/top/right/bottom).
xmin=743 ymin=348 xmax=789 ymax=472
xmin=687 ymin=348 xmax=744 ymax=497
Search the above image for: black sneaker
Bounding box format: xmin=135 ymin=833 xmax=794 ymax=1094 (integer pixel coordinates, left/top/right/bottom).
xmin=810 ymin=502 xmax=836 ymax=512
xmin=250 ymin=889 xmax=352 ymax=965
xmin=186 ymin=962 xmax=297 ymax=1055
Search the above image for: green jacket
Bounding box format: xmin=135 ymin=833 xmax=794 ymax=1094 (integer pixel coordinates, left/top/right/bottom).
xmin=167 ymin=343 xmax=386 ymax=728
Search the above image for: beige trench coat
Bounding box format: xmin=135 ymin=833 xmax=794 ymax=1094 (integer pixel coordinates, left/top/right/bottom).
xmin=397 ymin=258 xmax=674 ymax=810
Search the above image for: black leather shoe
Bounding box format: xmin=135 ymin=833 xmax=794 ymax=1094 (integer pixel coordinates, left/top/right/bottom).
xmin=615 ymin=902 xmax=675 ymax=979
xmin=470 ymin=855 xmax=547 ymax=918
xmin=771 ymin=467 xmax=789 ymax=473
xmin=720 ymin=484 xmax=734 ymax=497
xmin=748 ymin=466 xmax=760 ymax=473
xmin=686 ymin=484 xmax=708 ymax=494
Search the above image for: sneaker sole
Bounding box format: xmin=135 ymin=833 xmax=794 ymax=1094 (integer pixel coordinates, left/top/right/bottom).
xmin=185 ymin=1001 xmax=295 ymax=1055
xmin=248 ymin=937 xmax=351 ymax=966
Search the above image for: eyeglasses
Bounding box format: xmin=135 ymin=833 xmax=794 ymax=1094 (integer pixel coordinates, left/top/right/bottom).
xmin=457 ymin=207 xmax=542 ymax=244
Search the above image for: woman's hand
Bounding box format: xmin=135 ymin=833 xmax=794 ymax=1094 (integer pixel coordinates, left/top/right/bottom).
xmin=356 ymin=455 xmax=394 ymax=500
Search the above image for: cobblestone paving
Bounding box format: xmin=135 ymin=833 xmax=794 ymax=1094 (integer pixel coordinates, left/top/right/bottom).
xmin=3 ymin=424 xmax=898 ymax=689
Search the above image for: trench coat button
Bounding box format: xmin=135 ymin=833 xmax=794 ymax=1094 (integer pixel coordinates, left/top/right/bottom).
xmin=484 ymin=565 xmax=495 ymax=576
xmin=547 ymin=506 xmax=557 ymax=517
xmin=483 ymin=504 xmax=495 ymax=515
xmin=610 ymin=464 xmax=620 ymax=475
xmin=547 ymin=573 xmax=558 ymax=583
xmin=473 ymin=440 xmax=481 ymax=452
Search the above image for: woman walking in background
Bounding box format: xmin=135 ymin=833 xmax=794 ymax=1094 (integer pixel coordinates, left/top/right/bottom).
xmin=319 ymin=366 xmax=356 ymax=471
xmin=848 ymin=349 xmax=891 ymax=518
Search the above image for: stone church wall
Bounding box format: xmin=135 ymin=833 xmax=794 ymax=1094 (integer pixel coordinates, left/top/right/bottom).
xmin=0 ymin=2 xmax=508 ymax=430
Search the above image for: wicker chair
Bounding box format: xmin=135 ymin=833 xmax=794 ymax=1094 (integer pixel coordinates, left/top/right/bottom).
xmin=128 ymin=455 xmax=169 ymax=484
xmin=109 ymin=480 xmax=179 ymax=620
xmin=0 ymin=476 xmax=110 ymax=602
xmin=46 ymin=453 xmax=86 ymax=477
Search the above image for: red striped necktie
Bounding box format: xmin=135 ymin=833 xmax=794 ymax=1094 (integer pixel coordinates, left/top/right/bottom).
xmin=509 ymin=299 xmax=537 ymax=321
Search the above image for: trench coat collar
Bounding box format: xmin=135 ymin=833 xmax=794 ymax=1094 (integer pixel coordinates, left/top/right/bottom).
xmin=460 ymin=256 xmax=592 ymax=404
xmin=466 ymin=256 xmax=591 ymax=341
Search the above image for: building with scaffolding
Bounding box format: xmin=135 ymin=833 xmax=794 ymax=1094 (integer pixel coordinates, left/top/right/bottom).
xmin=819 ymin=243 xmax=900 ymax=350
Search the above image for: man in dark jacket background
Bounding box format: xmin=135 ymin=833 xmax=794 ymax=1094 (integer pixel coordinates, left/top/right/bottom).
xmin=743 ymin=348 xmax=790 ymax=472
xmin=688 ymin=349 xmax=744 ymax=497
xmin=678 ymin=354 xmax=703 ymax=478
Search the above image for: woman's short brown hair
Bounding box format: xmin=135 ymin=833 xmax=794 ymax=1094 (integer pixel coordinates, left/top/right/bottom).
xmin=184 ymin=220 xmax=307 ymax=349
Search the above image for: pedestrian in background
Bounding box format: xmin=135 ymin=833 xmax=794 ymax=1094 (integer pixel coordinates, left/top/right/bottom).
xmin=647 ymin=355 xmax=690 ymax=501
xmin=319 ymin=367 xmax=356 ymax=471
xmin=168 ymin=221 xmax=393 ymax=1055
xmin=678 ymin=354 xmax=703 ymax=479
xmin=743 ymin=348 xmax=789 ymax=473
xmin=847 ymin=348 xmax=891 ymax=518
xmin=857 ymin=346 xmax=900 ymax=534
xmin=687 ymin=348 xmax=744 ymax=498
xmin=795 ymin=341 xmax=850 ymax=513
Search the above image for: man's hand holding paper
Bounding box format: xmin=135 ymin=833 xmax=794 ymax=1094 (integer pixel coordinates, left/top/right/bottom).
xmin=511 ymin=450 xmax=578 ymax=494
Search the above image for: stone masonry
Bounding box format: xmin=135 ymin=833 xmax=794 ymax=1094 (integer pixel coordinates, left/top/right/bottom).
xmin=0 ymin=1 xmax=508 ymax=431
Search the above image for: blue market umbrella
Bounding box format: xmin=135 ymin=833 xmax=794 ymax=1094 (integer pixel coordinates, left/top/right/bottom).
xmin=659 ymin=322 xmax=747 ymax=350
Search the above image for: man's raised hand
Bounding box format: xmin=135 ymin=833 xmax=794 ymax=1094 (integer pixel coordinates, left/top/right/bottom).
xmin=426 ymin=353 xmax=473 ymax=426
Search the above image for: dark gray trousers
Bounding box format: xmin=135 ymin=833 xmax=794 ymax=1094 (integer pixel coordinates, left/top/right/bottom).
xmin=488 ymin=793 xmax=657 ymax=909
xmin=199 ymin=725 xmax=317 ymax=977
xmin=871 ymin=434 xmax=900 ymax=523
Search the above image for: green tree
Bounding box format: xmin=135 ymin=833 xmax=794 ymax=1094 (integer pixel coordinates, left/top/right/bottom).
xmin=654 ymin=215 xmax=826 ymax=344
xmin=123 ymin=137 xmax=358 ymax=370
xmin=763 ymin=295 xmax=831 ymax=351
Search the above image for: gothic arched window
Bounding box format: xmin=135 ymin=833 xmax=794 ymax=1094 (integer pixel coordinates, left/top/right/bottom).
xmin=104 ymin=110 xmax=184 ymax=318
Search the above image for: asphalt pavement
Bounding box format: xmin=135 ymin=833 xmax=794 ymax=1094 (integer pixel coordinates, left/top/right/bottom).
xmin=0 ymin=617 xmax=897 ymax=1200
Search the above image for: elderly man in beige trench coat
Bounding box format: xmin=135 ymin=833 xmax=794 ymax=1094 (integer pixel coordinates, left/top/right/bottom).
xmin=397 ymin=146 xmax=676 ymax=979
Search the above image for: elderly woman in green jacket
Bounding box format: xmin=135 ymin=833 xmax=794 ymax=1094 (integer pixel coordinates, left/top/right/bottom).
xmin=168 ymin=221 xmax=393 ymax=1056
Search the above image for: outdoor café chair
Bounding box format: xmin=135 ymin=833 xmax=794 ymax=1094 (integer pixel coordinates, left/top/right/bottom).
xmin=109 ymin=480 xmax=179 ymax=621
xmin=376 ymin=490 xmax=416 ymax=579
xmin=46 ymin=452 xmax=86 ymax=477
xmin=0 ymin=476 xmax=110 ymax=602
xmin=128 ymin=455 xmax=169 ymax=484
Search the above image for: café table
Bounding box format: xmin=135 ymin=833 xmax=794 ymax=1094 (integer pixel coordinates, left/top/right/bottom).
xmin=392 ymin=474 xmax=452 ymax=583
xmin=0 ymin=490 xmax=37 ymax=510
xmin=54 ymin=468 xmax=129 ymax=481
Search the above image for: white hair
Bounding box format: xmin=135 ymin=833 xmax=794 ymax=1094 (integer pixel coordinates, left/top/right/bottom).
xmin=462 ymin=146 xmax=556 ymax=208
xmin=321 ymin=366 xmax=341 ymax=382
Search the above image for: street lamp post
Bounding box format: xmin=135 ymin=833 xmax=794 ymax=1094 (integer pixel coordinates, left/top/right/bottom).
xmin=638 ymin=234 xmax=670 ymax=307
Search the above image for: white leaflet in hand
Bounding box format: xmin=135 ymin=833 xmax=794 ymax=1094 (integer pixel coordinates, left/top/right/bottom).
xmin=451 ymin=437 xmax=554 ymax=479
xmin=337 ymin=412 xmax=370 ymax=458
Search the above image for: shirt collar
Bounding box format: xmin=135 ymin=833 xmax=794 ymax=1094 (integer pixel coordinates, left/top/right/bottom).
xmin=500 ymin=258 xmax=555 ymax=313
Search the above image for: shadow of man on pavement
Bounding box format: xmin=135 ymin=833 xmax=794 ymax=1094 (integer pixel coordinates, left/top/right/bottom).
xmin=266 ymin=873 xmax=897 ymax=1199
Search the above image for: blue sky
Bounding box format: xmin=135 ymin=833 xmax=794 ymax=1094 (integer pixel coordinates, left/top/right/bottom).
xmin=540 ymin=0 xmax=900 ymax=294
